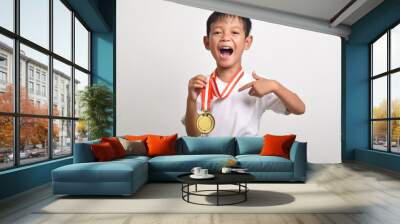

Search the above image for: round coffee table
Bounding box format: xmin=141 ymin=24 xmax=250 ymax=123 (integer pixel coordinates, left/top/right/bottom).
xmin=177 ymin=173 xmax=255 ymax=206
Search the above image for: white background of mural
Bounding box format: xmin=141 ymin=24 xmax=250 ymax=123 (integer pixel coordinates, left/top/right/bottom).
xmin=116 ymin=0 xmax=341 ymax=163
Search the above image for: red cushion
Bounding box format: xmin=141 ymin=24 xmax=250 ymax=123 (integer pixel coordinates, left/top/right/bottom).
xmin=146 ymin=134 xmax=178 ymax=157
xmin=91 ymin=142 xmax=118 ymax=161
xmin=259 ymin=134 xmax=296 ymax=159
xmin=101 ymin=137 xmax=127 ymax=158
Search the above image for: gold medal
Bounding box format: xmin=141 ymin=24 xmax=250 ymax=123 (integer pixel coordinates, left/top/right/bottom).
xmin=196 ymin=67 xmax=244 ymax=135
xmin=196 ymin=111 xmax=215 ymax=134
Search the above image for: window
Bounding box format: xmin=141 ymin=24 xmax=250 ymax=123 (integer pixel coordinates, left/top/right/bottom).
xmin=53 ymin=0 xmax=72 ymax=60
xmin=28 ymin=67 xmax=34 ymax=80
xmin=42 ymin=85 xmax=46 ymax=97
xmin=371 ymin=23 xmax=400 ymax=154
xmin=0 ymin=71 xmax=6 ymax=85
xmin=35 ymin=70 xmax=40 ymax=81
xmin=0 ymin=0 xmax=14 ymax=32
xmin=20 ymin=0 xmax=49 ymax=49
xmin=36 ymin=83 xmax=40 ymax=95
xmin=28 ymin=81 xmax=34 ymax=94
xmin=0 ymin=34 xmax=13 ymax=113
xmin=53 ymin=59 xmax=71 ymax=117
xmin=75 ymin=18 xmax=89 ymax=70
xmin=0 ymin=0 xmax=91 ymax=170
xmin=0 ymin=55 xmax=7 ymax=67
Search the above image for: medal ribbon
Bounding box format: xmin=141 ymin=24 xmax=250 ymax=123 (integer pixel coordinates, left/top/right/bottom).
xmin=210 ymin=67 xmax=244 ymax=100
xmin=201 ymin=67 xmax=244 ymax=112
xmin=201 ymin=76 xmax=213 ymax=112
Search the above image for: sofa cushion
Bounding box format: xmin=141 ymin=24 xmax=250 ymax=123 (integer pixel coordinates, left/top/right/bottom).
xmin=235 ymin=137 xmax=263 ymax=155
xmin=236 ymin=155 xmax=293 ymax=172
xmin=53 ymin=159 xmax=147 ymax=183
xmin=118 ymin=138 xmax=147 ymax=156
xmin=260 ymin=134 xmax=296 ymax=159
xmin=101 ymin=137 xmax=127 ymax=158
xmin=148 ymin=154 xmax=235 ymax=172
xmin=91 ymin=142 xmax=118 ymax=161
xmin=179 ymin=137 xmax=235 ymax=155
xmin=146 ymin=134 xmax=178 ymax=157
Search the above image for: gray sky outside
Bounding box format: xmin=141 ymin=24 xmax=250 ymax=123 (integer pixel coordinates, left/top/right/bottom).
xmin=0 ymin=0 xmax=88 ymax=70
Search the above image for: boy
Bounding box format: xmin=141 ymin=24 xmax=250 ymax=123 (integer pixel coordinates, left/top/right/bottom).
xmin=183 ymin=12 xmax=305 ymax=137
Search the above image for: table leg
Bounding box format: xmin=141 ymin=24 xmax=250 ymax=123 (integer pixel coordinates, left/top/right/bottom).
xmin=217 ymin=184 xmax=219 ymax=206
xmin=195 ymin=184 xmax=197 ymax=192
xmin=245 ymin=183 xmax=247 ymax=201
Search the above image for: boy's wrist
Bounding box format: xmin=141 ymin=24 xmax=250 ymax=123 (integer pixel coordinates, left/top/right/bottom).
xmin=270 ymin=80 xmax=281 ymax=93
xmin=187 ymin=97 xmax=197 ymax=104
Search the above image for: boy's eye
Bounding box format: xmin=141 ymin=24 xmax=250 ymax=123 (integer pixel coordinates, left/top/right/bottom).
xmin=213 ymin=31 xmax=221 ymax=35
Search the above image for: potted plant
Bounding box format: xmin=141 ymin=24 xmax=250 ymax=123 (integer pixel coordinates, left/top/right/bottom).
xmin=79 ymin=84 xmax=113 ymax=140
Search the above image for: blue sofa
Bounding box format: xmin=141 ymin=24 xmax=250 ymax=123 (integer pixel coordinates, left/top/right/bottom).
xmin=52 ymin=136 xmax=307 ymax=196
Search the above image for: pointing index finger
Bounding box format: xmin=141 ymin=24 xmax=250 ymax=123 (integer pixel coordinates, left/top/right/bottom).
xmin=238 ymin=81 xmax=254 ymax=92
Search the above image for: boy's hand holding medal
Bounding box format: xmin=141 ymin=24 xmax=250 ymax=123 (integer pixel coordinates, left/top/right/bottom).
xmin=238 ymin=71 xmax=279 ymax=97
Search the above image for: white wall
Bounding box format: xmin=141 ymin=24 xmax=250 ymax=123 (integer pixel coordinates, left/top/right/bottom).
xmin=117 ymin=0 xmax=341 ymax=163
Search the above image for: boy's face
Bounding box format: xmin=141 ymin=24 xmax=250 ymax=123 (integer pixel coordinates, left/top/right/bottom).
xmin=204 ymin=16 xmax=253 ymax=69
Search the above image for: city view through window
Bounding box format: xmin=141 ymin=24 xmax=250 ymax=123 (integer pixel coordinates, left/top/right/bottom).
xmin=371 ymin=23 xmax=400 ymax=153
xmin=0 ymin=0 xmax=90 ymax=170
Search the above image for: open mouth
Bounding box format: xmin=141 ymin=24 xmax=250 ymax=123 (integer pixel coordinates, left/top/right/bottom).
xmin=219 ymin=46 xmax=233 ymax=57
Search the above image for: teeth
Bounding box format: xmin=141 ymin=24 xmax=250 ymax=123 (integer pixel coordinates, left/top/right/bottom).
xmin=220 ymin=46 xmax=232 ymax=50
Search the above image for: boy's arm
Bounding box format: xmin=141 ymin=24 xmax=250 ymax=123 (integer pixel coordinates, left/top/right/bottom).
xmin=238 ymin=71 xmax=305 ymax=115
xmin=184 ymin=74 xmax=207 ymax=136
xmin=272 ymin=82 xmax=305 ymax=115
xmin=184 ymin=98 xmax=201 ymax=136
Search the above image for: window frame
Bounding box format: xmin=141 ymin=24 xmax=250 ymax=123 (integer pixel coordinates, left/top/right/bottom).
xmin=0 ymin=0 xmax=92 ymax=171
xmin=370 ymin=20 xmax=400 ymax=154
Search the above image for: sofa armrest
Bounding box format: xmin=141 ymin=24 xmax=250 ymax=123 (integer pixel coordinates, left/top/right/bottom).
xmin=73 ymin=140 xmax=100 ymax=163
xmin=289 ymin=141 xmax=307 ymax=181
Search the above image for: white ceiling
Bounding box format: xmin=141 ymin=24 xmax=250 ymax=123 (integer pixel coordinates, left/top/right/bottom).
xmin=165 ymin=0 xmax=384 ymax=38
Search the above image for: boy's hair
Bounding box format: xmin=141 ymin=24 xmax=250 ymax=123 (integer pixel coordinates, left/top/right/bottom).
xmin=206 ymin=12 xmax=252 ymax=37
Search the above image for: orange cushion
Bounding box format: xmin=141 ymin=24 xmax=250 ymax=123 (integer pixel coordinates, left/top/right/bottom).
xmin=146 ymin=134 xmax=178 ymax=157
xmin=124 ymin=135 xmax=155 ymax=141
xmin=91 ymin=142 xmax=118 ymax=161
xmin=259 ymin=134 xmax=296 ymax=159
xmin=101 ymin=137 xmax=127 ymax=158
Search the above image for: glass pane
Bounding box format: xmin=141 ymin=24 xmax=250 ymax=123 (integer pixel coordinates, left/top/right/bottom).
xmin=53 ymin=119 xmax=72 ymax=157
xmin=391 ymin=120 xmax=400 ymax=153
xmin=392 ymin=24 xmax=400 ymax=70
xmin=20 ymin=117 xmax=49 ymax=165
xmin=74 ymin=17 xmax=89 ymax=70
xmin=53 ymin=59 xmax=72 ymax=117
xmin=20 ymin=44 xmax=49 ymax=115
xmin=53 ymin=0 xmax=72 ymax=60
xmin=0 ymin=0 xmax=13 ymax=31
xmin=20 ymin=0 xmax=49 ymax=49
xmin=372 ymin=121 xmax=388 ymax=151
xmin=74 ymin=69 xmax=89 ymax=118
xmin=372 ymin=77 xmax=387 ymax=119
xmin=0 ymin=116 xmax=13 ymax=170
xmin=0 ymin=34 xmax=14 ymax=112
xmin=392 ymin=72 xmax=400 ymax=118
xmin=372 ymin=33 xmax=387 ymax=76
xmin=75 ymin=120 xmax=88 ymax=143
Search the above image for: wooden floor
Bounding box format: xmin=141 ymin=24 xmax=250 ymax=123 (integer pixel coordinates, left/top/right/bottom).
xmin=1 ymin=162 xmax=400 ymax=224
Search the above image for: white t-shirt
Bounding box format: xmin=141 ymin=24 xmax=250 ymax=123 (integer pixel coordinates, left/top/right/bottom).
xmin=182 ymin=71 xmax=290 ymax=137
